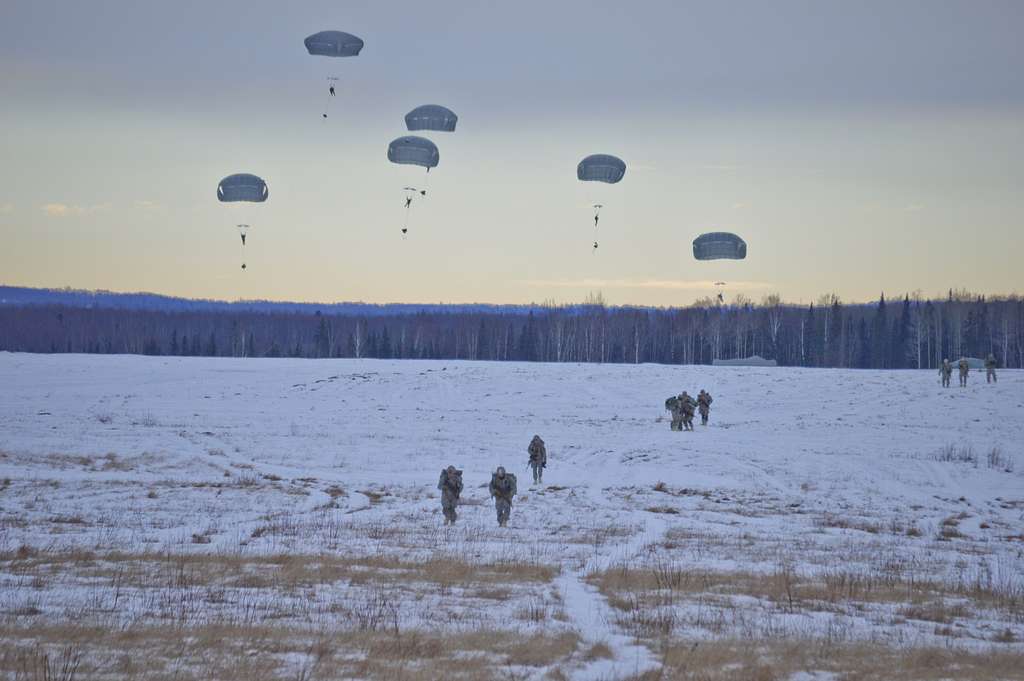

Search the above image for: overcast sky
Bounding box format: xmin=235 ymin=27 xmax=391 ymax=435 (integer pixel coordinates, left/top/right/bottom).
xmin=1 ymin=0 xmax=1021 ymax=305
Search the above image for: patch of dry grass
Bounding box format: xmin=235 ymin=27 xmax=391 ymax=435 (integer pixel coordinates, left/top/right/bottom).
xmin=0 ymin=623 xmax=580 ymax=681
xmin=625 ymin=639 xmax=1024 ymax=681
xmin=645 ymin=506 xmax=681 ymax=515
xmin=583 ymin=641 xmax=615 ymax=661
xmin=589 ymin=559 xmax=1023 ymax=624
xmin=0 ymin=548 xmax=558 ymax=592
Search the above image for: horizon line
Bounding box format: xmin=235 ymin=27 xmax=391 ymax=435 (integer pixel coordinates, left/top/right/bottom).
xmin=2 ymin=282 xmax=1021 ymax=311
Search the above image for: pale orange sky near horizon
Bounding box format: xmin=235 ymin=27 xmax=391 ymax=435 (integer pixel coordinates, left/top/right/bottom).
xmin=1 ymin=1 xmax=1022 ymax=308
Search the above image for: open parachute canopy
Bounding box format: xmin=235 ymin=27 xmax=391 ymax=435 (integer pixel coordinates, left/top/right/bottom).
xmin=577 ymin=154 xmax=626 ymax=184
xmin=304 ymin=31 xmax=364 ymax=57
xmin=693 ymin=232 xmax=747 ymax=260
xmin=217 ymin=174 xmax=268 ymax=203
xmin=387 ymin=136 xmax=440 ymax=169
xmin=405 ymin=104 xmax=458 ymax=132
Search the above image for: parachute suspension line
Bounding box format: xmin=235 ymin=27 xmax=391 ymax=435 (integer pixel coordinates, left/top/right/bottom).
xmin=323 ymin=76 xmax=339 ymax=119
xmin=401 ymin=187 xmax=417 ymax=237
xmin=237 ymin=224 xmax=249 ymax=270
xmin=421 ymin=167 xmax=431 ymax=196
xmin=592 ymin=204 xmax=602 ymax=253
xmin=402 ymin=169 xmax=431 ymax=237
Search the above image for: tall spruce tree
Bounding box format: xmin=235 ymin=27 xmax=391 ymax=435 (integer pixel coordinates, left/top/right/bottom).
xmin=870 ymin=294 xmax=888 ymax=368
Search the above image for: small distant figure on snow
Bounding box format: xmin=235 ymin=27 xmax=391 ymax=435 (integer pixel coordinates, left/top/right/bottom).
xmin=958 ymin=358 xmax=970 ymax=387
xmin=985 ymin=353 xmax=998 ymax=384
xmin=698 ymin=389 xmax=713 ymax=426
xmin=939 ymin=359 xmax=952 ymax=388
xmin=437 ymin=465 xmax=463 ymax=525
xmin=527 ymin=435 xmax=547 ymax=484
xmin=489 ymin=466 xmax=517 ymax=527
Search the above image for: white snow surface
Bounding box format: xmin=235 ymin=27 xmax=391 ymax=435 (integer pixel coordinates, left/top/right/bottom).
xmin=1 ymin=353 xmax=1022 ymax=678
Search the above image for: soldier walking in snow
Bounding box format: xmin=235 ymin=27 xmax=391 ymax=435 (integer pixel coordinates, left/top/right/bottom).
xmin=939 ymin=359 xmax=952 ymax=388
xmin=437 ymin=465 xmax=463 ymax=525
xmin=985 ymin=353 xmax=998 ymax=384
xmin=679 ymin=391 xmax=697 ymax=431
xmin=489 ymin=466 xmax=517 ymax=527
xmin=697 ymin=389 xmax=713 ymax=426
xmin=527 ymin=435 xmax=547 ymax=484
xmin=665 ymin=395 xmax=682 ymax=431
xmin=958 ymin=358 xmax=970 ymax=387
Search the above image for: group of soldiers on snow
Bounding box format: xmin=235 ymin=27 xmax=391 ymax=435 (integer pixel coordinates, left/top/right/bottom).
xmin=437 ymin=435 xmax=545 ymax=527
xmin=665 ymin=389 xmax=713 ymax=431
xmin=438 ymin=391 xmax=716 ymax=527
xmin=440 ymin=352 xmax=1005 ymax=527
xmin=939 ymin=353 xmax=999 ymax=388
xmin=441 ymin=387 xmax=718 ymax=526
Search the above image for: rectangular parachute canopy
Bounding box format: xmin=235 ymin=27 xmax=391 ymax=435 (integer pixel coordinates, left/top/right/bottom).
xmin=217 ymin=174 xmax=268 ymax=202
xmin=387 ymin=136 xmax=440 ymax=169
xmin=304 ymin=31 xmax=364 ymax=57
xmin=693 ymin=232 xmax=747 ymax=260
xmin=405 ymin=104 xmax=458 ymax=132
xmin=577 ymin=154 xmax=626 ymax=184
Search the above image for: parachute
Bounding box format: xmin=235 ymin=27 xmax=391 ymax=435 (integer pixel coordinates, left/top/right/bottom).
xmin=577 ymin=154 xmax=626 ymax=184
xmin=304 ymin=31 xmax=364 ymax=57
xmin=304 ymin=30 xmax=364 ymax=119
xmin=217 ymin=174 xmax=267 ymax=270
xmin=388 ymin=137 xmax=440 ymax=237
xmin=577 ymin=154 xmax=626 ymax=252
xmin=388 ymin=136 xmax=440 ymax=168
xmin=405 ymin=104 xmax=458 ymax=132
xmin=692 ymin=232 xmax=747 ymax=260
xmin=217 ymin=174 xmax=268 ymax=203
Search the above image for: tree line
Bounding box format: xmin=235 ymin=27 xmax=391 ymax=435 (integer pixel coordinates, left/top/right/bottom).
xmin=1 ymin=290 xmax=1022 ymax=369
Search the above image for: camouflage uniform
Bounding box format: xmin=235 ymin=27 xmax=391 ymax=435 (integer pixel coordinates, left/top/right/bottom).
xmin=939 ymin=359 xmax=952 ymax=388
xmin=985 ymin=354 xmax=997 ymax=384
xmin=958 ymin=358 xmax=970 ymax=387
xmin=665 ymin=396 xmax=683 ymax=431
xmin=437 ymin=466 xmax=463 ymax=525
xmin=527 ymin=435 xmax=547 ymax=484
xmin=489 ymin=467 xmax=517 ymax=527
xmin=697 ymin=390 xmax=713 ymax=426
xmin=678 ymin=392 xmax=697 ymax=431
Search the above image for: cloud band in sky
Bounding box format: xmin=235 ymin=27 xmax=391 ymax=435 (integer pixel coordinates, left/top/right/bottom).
xmin=522 ymin=278 xmax=773 ymax=291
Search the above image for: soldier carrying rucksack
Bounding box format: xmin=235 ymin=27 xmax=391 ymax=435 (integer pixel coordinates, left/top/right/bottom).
xmin=437 ymin=465 xmax=463 ymax=525
xmin=527 ymin=435 xmax=547 ymax=485
xmin=958 ymin=358 xmax=970 ymax=387
xmin=678 ymin=391 xmax=697 ymax=431
xmin=939 ymin=359 xmax=952 ymax=388
xmin=697 ymin=389 xmax=713 ymax=426
xmin=489 ymin=466 xmax=517 ymax=527
xmin=665 ymin=395 xmax=683 ymax=431
xmin=985 ymin=354 xmax=998 ymax=384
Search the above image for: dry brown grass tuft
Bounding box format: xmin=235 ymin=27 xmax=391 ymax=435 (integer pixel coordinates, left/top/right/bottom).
xmin=589 ymin=559 xmax=1022 ymax=622
xmin=815 ymin=513 xmax=883 ymax=534
xmin=0 ymin=624 xmax=579 ymax=681
xmin=0 ymin=548 xmax=559 ymax=600
xmin=583 ymin=641 xmax=615 ymax=661
xmin=645 ymin=506 xmax=681 ymax=515
xmin=627 ymin=639 xmax=1024 ymax=681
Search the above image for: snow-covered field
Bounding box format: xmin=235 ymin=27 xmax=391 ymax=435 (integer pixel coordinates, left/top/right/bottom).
xmin=0 ymin=353 xmax=1022 ymax=680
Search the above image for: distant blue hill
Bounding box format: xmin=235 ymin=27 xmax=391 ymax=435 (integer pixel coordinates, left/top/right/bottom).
xmin=0 ymin=285 xmax=555 ymax=316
